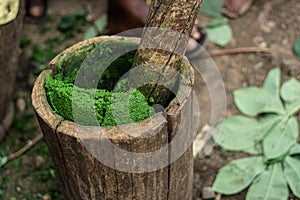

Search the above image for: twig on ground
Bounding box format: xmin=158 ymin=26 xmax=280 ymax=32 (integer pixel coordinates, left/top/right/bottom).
xmin=208 ymin=47 xmax=271 ymax=57
xmin=7 ymin=132 xmax=43 ymax=161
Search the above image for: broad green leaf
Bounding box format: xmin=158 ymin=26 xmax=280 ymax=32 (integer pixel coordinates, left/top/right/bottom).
xmin=289 ymin=143 xmax=300 ymax=155
xmin=0 ymin=147 xmax=8 ymax=168
xmin=294 ymin=155 xmax=300 ymax=161
xmin=0 ymin=0 xmax=19 ymax=25
xmin=206 ymin=23 xmax=232 ymax=47
xmin=83 ymin=26 xmax=98 ymax=40
xmin=263 ymin=116 xmax=298 ymax=160
xmin=58 ymin=10 xmax=87 ymax=38
xmin=281 ymin=78 xmax=300 ymax=115
xmin=0 ymin=156 xmax=7 ymax=168
xmin=58 ymin=10 xmax=87 ymax=30
xmin=213 ymin=116 xmax=259 ymax=152
xmin=257 ymin=114 xmax=281 ymax=141
xmin=246 ymin=163 xmax=288 ymax=200
xmin=263 ymin=68 xmax=281 ymax=97
xmin=281 ymin=78 xmax=300 ymax=102
xmin=199 ymin=0 xmax=223 ymax=18
xmin=206 ymin=17 xmax=228 ymax=28
xmin=213 ymin=156 xmax=265 ymax=195
xmin=284 ymin=156 xmax=300 ymax=198
xmin=234 ymin=87 xmax=285 ymax=117
xmin=242 ymin=144 xmax=262 ymax=155
xmin=284 ymin=99 xmax=300 ymax=117
xmin=83 ymin=15 xmax=107 ymax=40
xmin=294 ymin=36 xmax=300 ymax=61
xmin=241 ymin=115 xmax=281 ymax=155
xmin=94 ymin=14 xmax=107 ymax=31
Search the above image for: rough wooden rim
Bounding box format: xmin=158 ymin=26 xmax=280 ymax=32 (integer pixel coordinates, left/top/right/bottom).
xmin=32 ymin=36 xmax=194 ymax=142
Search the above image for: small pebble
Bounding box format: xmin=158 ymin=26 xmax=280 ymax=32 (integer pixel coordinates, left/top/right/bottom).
xmin=16 ymin=98 xmax=26 ymax=113
xmin=280 ymin=22 xmax=288 ymax=29
xmin=267 ymin=21 xmax=276 ymax=29
xmin=43 ymin=194 xmax=52 ymax=200
xmin=242 ymin=82 xmax=248 ymax=87
xmin=253 ymin=62 xmax=264 ymax=70
xmin=252 ymin=36 xmax=265 ymax=46
xmin=241 ymin=67 xmax=248 ymax=73
xmin=281 ymin=38 xmax=289 ymax=46
xmin=34 ymin=155 xmax=46 ymax=169
xmin=202 ymin=187 xmax=216 ymax=199
xmin=259 ymin=42 xmax=267 ymax=48
xmin=16 ymin=186 xmax=21 ymax=192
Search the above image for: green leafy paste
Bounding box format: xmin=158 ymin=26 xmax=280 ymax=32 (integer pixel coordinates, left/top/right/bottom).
xmin=45 ymin=39 xmax=155 ymax=126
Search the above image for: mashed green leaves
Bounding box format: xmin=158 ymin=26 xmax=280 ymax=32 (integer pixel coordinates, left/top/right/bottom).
xmin=45 ymin=40 xmax=156 ymax=126
xmin=45 ymin=70 xmax=154 ymax=127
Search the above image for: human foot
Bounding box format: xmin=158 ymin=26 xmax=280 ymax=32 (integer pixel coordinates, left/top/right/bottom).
xmin=108 ymin=0 xmax=148 ymax=34
xmin=25 ymin=0 xmax=47 ymax=20
xmin=222 ymin=0 xmax=253 ymax=19
xmin=108 ymin=0 xmax=207 ymax=59
xmin=108 ymin=0 xmax=207 ymax=58
xmin=186 ymin=26 xmax=207 ymax=60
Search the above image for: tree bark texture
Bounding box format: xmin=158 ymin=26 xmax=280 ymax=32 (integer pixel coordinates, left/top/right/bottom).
xmin=134 ymin=0 xmax=203 ymax=105
xmin=0 ymin=1 xmax=24 ymax=141
xmin=32 ymin=36 xmax=196 ymax=200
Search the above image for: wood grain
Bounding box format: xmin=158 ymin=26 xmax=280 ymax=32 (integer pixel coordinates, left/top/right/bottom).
xmin=32 ymin=36 xmax=195 ymax=200
xmin=134 ymin=0 xmax=203 ymax=105
xmin=0 ymin=1 xmax=24 ymax=140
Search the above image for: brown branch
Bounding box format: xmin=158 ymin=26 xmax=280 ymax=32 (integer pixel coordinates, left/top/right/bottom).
xmin=7 ymin=132 xmax=43 ymax=161
xmin=134 ymin=0 xmax=204 ymax=105
xmin=208 ymin=47 xmax=271 ymax=57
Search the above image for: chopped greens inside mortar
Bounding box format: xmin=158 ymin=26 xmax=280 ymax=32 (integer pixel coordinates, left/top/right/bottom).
xmin=45 ymin=39 xmax=155 ymax=126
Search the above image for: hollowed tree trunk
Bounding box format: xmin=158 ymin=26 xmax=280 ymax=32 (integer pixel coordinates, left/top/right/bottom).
xmin=32 ymin=36 xmax=197 ymax=199
xmin=0 ymin=2 xmax=24 ymax=140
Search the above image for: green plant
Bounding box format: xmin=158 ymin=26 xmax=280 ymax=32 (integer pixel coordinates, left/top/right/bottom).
xmin=294 ymin=36 xmax=300 ymax=61
xmin=31 ymin=44 xmax=58 ymax=75
xmin=199 ymin=0 xmax=232 ymax=47
xmin=212 ymin=68 xmax=300 ymax=199
xmin=205 ymin=17 xmax=232 ymax=47
xmin=0 ymin=147 xmax=8 ymax=168
xmin=58 ymin=10 xmax=88 ymax=38
xmin=19 ymin=37 xmax=32 ymax=48
xmin=83 ymin=14 xmax=107 ymax=40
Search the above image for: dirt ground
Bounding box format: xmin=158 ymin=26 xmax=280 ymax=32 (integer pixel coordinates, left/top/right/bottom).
xmin=1 ymin=0 xmax=300 ymax=199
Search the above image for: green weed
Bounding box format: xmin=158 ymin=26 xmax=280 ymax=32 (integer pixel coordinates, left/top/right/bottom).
xmin=213 ymin=68 xmax=300 ymax=199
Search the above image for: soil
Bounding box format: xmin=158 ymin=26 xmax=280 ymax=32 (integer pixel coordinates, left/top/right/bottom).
xmin=1 ymin=0 xmax=300 ymax=199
